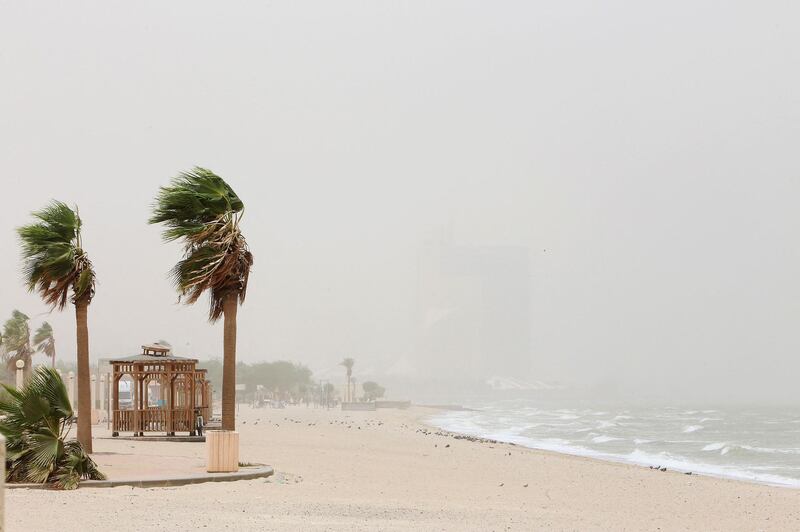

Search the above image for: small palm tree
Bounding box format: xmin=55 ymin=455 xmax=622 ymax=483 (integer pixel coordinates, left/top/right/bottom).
xmin=17 ymin=201 xmax=96 ymax=452
xmin=0 ymin=365 xmax=104 ymax=489
xmin=1 ymin=310 xmax=34 ymax=380
xmin=150 ymin=167 xmax=253 ymax=431
xmin=340 ymin=358 xmax=355 ymax=402
xmin=33 ymin=322 xmax=56 ymax=368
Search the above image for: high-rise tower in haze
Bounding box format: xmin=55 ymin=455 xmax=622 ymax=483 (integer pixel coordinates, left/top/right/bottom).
xmin=412 ymin=234 xmax=532 ymax=382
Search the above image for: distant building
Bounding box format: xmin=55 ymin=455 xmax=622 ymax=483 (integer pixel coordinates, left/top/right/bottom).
xmin=411 ymin=235 xmax=532 ymax=381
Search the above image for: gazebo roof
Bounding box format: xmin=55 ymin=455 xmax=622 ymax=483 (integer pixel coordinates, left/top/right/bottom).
xmin=109 ymin=353 xmax=199 ymax=364
xmin=109 ymin=345 xmax=198 ymax=364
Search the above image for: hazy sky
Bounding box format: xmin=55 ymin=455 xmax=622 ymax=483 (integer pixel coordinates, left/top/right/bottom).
xmin=2 ymin=1 xmax=799 ymax=401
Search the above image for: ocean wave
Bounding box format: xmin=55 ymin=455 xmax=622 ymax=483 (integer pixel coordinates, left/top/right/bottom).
xmin=682 ymin=425 xmax=703 ymax=433
xmin=701 ymin=442 xmax=800 ymax=456
xmin=740 ymin=445 xmax=800 ymax=456
xmin=592 ymin=435 xmax=623 ymax=443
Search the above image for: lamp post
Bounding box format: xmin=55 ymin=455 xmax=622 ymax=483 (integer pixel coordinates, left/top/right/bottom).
xmin=67 ymin=371 xmax=75 ymax=406
xmin=15 ymin=359 xmax=24 ymax=389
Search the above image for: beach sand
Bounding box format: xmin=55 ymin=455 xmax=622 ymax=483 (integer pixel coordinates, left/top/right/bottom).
xmin=7 ymin=404 xmax=800 ymax=531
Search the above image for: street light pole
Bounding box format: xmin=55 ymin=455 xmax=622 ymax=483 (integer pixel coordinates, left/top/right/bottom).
xmin=15 ymin=359 xmax=24 ymax=389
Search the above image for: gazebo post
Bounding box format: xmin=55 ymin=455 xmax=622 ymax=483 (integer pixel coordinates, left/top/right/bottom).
xmin=142 ymin=377 xmax=149 ymax=433
xmin=189 ymin=372 xmax=197 ymax=436
xmin=112 ymin=372 xmax=120 ymax=437
xmin=132 ymin=366 xmax=140 ymax=437
xmin=141 ymin=374 xmax=146 ymax=436
xmin=167 ymin=371 xmax=175 ymax=436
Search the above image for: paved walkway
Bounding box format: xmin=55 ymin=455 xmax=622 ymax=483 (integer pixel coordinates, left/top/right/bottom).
xmin=7 ymin=425 xmax=273 ymax=489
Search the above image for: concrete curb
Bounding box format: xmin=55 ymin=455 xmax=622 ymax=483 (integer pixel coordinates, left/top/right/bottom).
xmin=7 ymin=465 xmax=274 ymax=490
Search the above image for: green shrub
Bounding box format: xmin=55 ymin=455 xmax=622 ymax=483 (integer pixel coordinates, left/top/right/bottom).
xmin=0 ymin=366 xmax=104 ymax=489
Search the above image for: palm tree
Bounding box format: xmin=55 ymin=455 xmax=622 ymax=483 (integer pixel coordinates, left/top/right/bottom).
xmin=17 ymin=201 xmax=96 ymax=452
xmin=149 ymin=167 xmax=253 ymax=431
xmin=0 ymin=365 xmax=104 ymax=489
xmin=1 ymin=310 xmax=34 ymax=381
xmin=33 ymin=322 xmax=56 ymax=367
xmin=340 ymin=358 xmax=354 ymax=402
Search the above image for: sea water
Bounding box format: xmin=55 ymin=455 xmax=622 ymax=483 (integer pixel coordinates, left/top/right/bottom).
xmin=427 ymin=399 xmax=800 ymax=487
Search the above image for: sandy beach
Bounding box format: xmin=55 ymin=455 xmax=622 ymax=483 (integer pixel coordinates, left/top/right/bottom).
xmin=7 ymin=404 xmax=800 ymax=531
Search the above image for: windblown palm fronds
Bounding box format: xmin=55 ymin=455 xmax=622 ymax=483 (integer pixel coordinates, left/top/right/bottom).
xmin=33 ymin=322 xmax=56 ymax=367
xmin=17 ymin=201 xmax=95 ymax=310
xmin=149 ymin=167 xmax=253 ymax=322
xmin=1 ymin=310 xmax=33 ymax=374
xmin=340 ymin=358 xmax=355 ymax=379
xmin=0 ymin=366 xmax=104 ymax=489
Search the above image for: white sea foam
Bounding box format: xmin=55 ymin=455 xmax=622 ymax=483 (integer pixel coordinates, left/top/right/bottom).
xmin=592 ymin=435 xmax=623 ymax=443
xmin=426 ymin=403 xmax=800 ymax=488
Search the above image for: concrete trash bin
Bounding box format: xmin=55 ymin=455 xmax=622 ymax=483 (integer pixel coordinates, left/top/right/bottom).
xmin=206 ymin=430 xmax=239 ymax=473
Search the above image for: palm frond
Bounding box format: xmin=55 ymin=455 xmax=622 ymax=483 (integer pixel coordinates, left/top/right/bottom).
xmin=150 ymin=168 xmax=253 ymax=322
xmin=2 ymin=310 xmax=33 ymax=369
xmin=17 ymin=201 xmax=96 ymax=310
xmin=0 ymin=366 xmax=99 ymax=488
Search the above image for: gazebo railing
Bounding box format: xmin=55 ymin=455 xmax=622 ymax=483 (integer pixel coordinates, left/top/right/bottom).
xmin=113 ymin=408 xmax=196 ymax=433
xmin=114 ymin=409 xmax=134 ymax=432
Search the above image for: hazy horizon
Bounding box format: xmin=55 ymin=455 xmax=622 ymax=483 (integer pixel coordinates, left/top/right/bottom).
xmin=2 ymin=1 xmax=799 ymax=403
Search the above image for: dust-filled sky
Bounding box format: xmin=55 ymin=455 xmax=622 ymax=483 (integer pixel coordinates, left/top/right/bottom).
xmin=1 ymin=1 xmax=799 ymax=402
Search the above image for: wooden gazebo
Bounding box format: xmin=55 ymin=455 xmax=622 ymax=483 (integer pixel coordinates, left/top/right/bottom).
xmin=111 ymin=345 xmax=211 ymax=437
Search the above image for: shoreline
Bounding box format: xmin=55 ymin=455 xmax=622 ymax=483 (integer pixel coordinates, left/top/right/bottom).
xmin=8 ymin=404 xmax=800 ymax=531
xmin=420 ymin=406 xmax=800 ymax=491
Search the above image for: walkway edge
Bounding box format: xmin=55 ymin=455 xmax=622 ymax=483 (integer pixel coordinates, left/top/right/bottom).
xmin=7 ymin=465 xmax=274 ymax=490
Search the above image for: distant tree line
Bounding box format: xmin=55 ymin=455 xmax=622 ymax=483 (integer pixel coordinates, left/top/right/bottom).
xmin=199 ymin=359 xmax=314 ymax=402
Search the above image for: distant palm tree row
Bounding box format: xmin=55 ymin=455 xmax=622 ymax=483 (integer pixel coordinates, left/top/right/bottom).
xmin=0 ymin=310 xmax=57 ymax=376
xmin=15 ymin=167 xmax=253 ymax=451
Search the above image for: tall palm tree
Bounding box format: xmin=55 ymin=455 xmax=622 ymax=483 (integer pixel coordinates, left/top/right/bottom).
xmin=340 ymin=358 xmax=354 ymax=402
xmin=1 ymin=310 xmax=34 ymax=380
xmin=150 ymin=167 xmax=253 ymax=431
xmin=33 ymin=322 xmax=57 ymax=367
xmin=17 ymin=201 xmax=96 ymax=452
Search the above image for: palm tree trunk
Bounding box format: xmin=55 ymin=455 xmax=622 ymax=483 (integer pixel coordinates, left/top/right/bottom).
xmin=221 ymin=294 xmax=238 ymax=431
xmin=75 ymin=301 xmax=92 ymax=453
